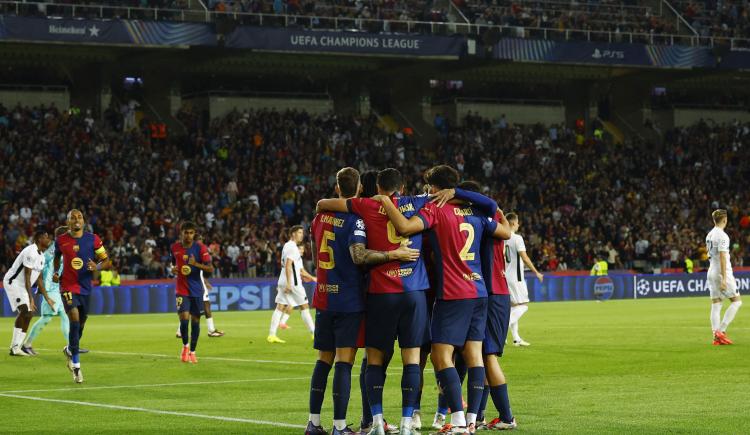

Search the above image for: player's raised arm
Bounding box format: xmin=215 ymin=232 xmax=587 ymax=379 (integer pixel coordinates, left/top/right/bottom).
xmin=350 ymin=242 xmax=420 ymax=266
xmin=374 ymin=195 xmax=425 ymax=236
xmin=492 ymin=210 xmax=512 ymax=240
xmin=316 ymin=198 xmax=348 ymax=214
xmin=431 ymin=187 xmax=499 ymax=217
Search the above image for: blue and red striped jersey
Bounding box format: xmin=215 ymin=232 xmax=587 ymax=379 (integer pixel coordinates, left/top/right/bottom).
xmin=55 ymin=232 xmax=107 ymax=296
xmin=418 ymin=202 xmax=497 ymax=300
xmin=347 ymin=195 xmax=430 ymax=294
xmin=480 ymin=211 xmax=509 ymax=296
xmin=311 ymin=212 xmax=368 ymax=312
xmin=171 ymin=241 xmax=211 ymax=297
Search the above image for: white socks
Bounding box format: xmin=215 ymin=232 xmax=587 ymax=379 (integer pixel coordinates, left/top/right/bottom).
xmin=466 ymin=412 xmax=477 ymax=426
xmin=301 ymin=309 xmax=315 ymax=333
xmin=281 ymin=313 xmax=290 ymax=325
xmin=206 ymin=317 xmax=215 ymax=332
xmin=334 ymin=419 xmax=347 ymax=430
xmin=269 ymin=309 xmax=284 ymax=336
xmin=509 ymin=305 xmax=528 ymax=342
xmin=400 ymin=417 xmax=412 ymax=431
xmin=720 ymin=301 xmax=743 ymax=332
xmin=711 ymin=302 xmax=722 ymax=331
xmin=373 ymin=414 xmax=384 ymax=427
xmin=309 ymin=413 xmax=321 ymax=426
xmin=11 ymin=327 xmax=21 ymax=348
xmin=450 ymin=410 xmax=466 ymax=427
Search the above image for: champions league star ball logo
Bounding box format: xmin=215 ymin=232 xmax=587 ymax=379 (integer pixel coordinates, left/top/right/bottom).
xmin=593 ymin=276 xmax=614 ymax=300
xmin=636 ymin=279 xmax=650 ymax=296
xmin=356 ymin=219 xmax=365 ymax=230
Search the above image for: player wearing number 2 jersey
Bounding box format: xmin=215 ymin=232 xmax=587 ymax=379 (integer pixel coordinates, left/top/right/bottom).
xmin=705 ymin=209 xmax=742 ymax=345
xmin=378 ymin=166 xmax=511 ymax=435
xmin=306 ymin=167 xmax=420 ymax=435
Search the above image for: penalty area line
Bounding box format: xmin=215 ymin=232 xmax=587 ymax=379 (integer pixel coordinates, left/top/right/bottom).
xmin=0 ymin=393 xmax=306 ymax=429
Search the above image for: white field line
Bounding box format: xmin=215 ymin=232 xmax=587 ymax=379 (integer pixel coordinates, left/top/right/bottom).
xmin=37 ymin=348 xmax=435 ymax=373
xmin=0 ymin=377 xmax=310 ymax=394
xmin=0 ymin=393 xmax=305 ymax=428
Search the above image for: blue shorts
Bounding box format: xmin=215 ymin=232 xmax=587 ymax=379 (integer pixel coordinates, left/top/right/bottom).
xmin=421 ymin=292 xmax=436 ymax=353
xmin=432 ymin=297 xmax=488 ymax=347
xmin=62 ymin=291 xmax=90 ymax=317
xmin=177 ymin=295 xmax=204 ymax=317
xmin=483 ymin=294 xmax=511 ymax=356
xmin=314 ymin=310 xmax=364 ymax=351
xmin=366 ymin=291 xmax=427 ymax=351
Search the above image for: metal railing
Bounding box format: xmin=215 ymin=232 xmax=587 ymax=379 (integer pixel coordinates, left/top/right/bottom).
xmin=1 ymin=0 xmax=749 ymax=49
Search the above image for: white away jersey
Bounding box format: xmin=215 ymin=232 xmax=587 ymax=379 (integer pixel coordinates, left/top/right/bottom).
xmin=277 ymin=240 xmax=303 ymax=288
xmin=504 ymin=232 xmax=527 ymax=284
xmin=706 ymin=227 xmax=732 ymax=275
xmin=3 ymin=244 xmax=45 ymax=289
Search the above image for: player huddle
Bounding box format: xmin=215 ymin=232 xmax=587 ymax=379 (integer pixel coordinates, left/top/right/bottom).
xmin=302 ymin=165 xmax=522 ymax=435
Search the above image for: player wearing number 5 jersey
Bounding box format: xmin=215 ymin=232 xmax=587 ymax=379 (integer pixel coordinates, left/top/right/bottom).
xmin=306 ymin=167 xmax=421 ymax=435
xmin=378 ymin=165 xmax=511 ymax=435
xmin=317 ymin=168 xmax=430 ymax=435
xmin=54 ymin=209 xmax=111 ymax=383
xmin=706 ymin=209 xmax=742 ymax=345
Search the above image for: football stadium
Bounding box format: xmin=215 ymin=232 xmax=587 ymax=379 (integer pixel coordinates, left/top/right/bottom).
xmin=0 ymin=1 xmax=749 ymax=434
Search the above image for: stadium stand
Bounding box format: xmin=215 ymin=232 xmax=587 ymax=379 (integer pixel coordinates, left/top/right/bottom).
xmin=674 ymin=0 xmax=750 ymax=38
xmin=1 ymin=101 xmax=748 ymax=279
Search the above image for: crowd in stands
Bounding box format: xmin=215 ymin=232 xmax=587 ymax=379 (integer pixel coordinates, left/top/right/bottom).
xmin=439 ymin=112 xmax=750 ymax=272
xmin=678 ymin=0 xmax=750 ymax=39
xmin=452 ymin=0 xmax=676 ymax=37
xmin=1 ymin=101 xmax=749 ymax=281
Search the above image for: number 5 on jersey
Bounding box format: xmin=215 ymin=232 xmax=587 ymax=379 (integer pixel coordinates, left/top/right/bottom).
xmin=319 ymin=230 xmax=336 ymax=270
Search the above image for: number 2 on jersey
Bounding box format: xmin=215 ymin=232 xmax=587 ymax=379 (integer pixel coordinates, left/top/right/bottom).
xmin=459 ymin=223 xmax=475 ymax=261
xmin=318 ymin=230 xmax=336 ymax=270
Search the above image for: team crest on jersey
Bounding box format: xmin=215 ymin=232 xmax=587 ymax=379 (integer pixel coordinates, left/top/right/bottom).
xmin=183 ymin=255 xmax=188 ymax=262
xmin=73 ymin=245 xmax=80 ymax=252
xmin=71 ymin=257 xmax=84 ymax=270
xmin=181 ymin=265 xmax=192 ymax=275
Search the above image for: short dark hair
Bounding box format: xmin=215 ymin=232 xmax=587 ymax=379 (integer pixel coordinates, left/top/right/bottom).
xmin=458 ymin=180 xmax=482 ymax=193
xmin=377 ymin=168 xmax=403 ymax=194
xmin=360 ymin=170 xmax=378 ymax=198
xmin=290 ymin=225 xmax=304 ymax=235
xmin=181 ymin=221 xmax=197 ymax=232
xmin=336 ymin=167 xmax=360 ymax=198
xmin=33 ymin=231 xmax=48 ymax=242
xmin=712 ymin=209 xmax=727 ymax=224
xmin=506 ymin=212 xmax=518 ymax=222
xmin=425 ymin=165 xmax=459 ymax=190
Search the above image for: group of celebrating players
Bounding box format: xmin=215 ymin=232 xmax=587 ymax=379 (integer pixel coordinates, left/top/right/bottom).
xmin=299 ymin=165 xmax=534 ymax=435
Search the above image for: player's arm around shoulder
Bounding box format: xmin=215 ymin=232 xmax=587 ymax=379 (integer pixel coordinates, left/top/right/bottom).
xmin=350 ymin=243 xmax=420 ymax=266
xmin=372 ymin=195 xmax=425 ymax=236
xmin=492 ymin=210 xmax=512 ymax=240
xmin=316 ymin=198 xmax=348 ymax=214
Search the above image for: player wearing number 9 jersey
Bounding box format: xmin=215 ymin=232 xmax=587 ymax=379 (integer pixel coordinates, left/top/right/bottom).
xmin=378 ymin=166 xmax=511 ymax=435
xmin=306 ymin=167 xmax=421 ymax=435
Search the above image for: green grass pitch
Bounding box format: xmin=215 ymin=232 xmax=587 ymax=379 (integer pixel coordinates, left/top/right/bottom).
xmin=0 ymin=297 xmax=748 ymax=434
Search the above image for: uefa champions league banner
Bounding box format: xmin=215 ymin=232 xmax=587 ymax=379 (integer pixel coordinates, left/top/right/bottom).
xmin=1 ymin=278 xmax=315 ymax=317
xmin=632 ymin=272 xmax=750 ymax=299
xmin=225 ymin=26 xmax=465 ymax=58
xmin=0 ymin=16 xmax=216 ymax=46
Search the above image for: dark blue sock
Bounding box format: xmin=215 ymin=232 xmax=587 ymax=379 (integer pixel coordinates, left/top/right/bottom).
xmin=490 ymin=384 xmax=513 ymax=423
xmin=366 ymin=364 xmax=385 ymax=417
xmin=436 ymin=371 xmax=449 ymax=414
xmin=467 ymin=367 xmax=486 ymax=415
xmin=455 ymin=353 xmax=468 ymax=384
xmin=190 ymin=321 xmax=200 ymax=352
xmin=333 ymin=362 xmax=353 ymax=420
xmin=309 ymin=360 xmax=332 ymax=414
xmin=78 ymin=320 xmax=85 ymax=339
xmin=436 ymin=368 xmax=463 ymax=416
xmin=478 ymin=385 xmax=490 ymax=421
xmin=69 ymin=321 xmax=80 ymax=364
xmin=360 ymin=358 xmax=372 ymax=426
xmin=401 ymin=364 xmax=420 ymax=417
xmin=180 ymin=320 xmax=189 ymax=346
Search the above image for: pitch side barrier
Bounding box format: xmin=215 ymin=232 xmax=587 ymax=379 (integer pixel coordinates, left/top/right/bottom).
xmin=2 ymin=272 xmax=749 ymax=316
